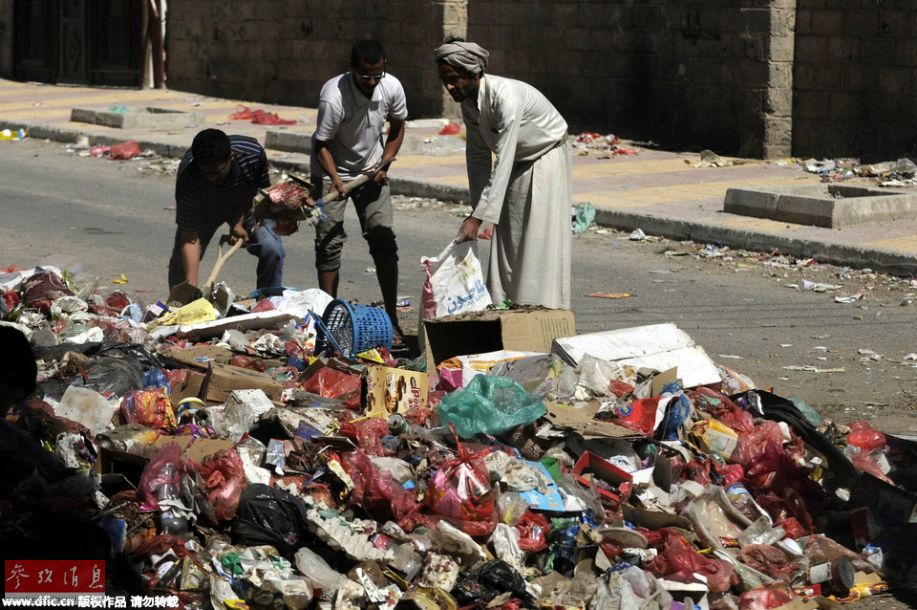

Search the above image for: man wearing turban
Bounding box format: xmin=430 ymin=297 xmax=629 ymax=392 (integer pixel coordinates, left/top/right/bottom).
xmin=434 ymin=37 xmax=571 ymax=309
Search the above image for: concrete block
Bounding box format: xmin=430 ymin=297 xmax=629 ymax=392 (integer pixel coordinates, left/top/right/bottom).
xmin=725 ymin=184 xmax=917 ymax=228
xmin=70 ymin=107 xmax=205 ymax=130
xmin=768 ymin=34 xmax=795 ymax=62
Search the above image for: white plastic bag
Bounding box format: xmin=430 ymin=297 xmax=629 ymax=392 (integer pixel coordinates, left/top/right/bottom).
xmin=421 ymin=240 xmax=492 ymax=319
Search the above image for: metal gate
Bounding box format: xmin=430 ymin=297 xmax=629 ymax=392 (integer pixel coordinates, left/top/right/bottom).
xmin=13 ymin=0 xmax=143 ymax=87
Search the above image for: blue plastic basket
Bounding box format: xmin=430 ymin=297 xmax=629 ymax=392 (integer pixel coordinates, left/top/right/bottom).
xmin=319 ymin=299 xmax=392 ymax=358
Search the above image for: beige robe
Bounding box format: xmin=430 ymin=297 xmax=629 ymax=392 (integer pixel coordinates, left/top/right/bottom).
xmin=461 ymin=75 xmax=572 ymax=309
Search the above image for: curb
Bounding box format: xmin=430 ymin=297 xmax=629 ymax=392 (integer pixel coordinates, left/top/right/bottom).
xmin=5 ymin=119 xmax=916 ymax=275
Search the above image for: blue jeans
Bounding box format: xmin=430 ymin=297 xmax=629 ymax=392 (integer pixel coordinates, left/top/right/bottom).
xmin=168 ymin=217 xmax=284 ymax=290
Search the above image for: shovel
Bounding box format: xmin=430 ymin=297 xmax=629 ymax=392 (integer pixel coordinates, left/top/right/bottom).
xmin=313 ymin=158 xmax=396 ymax=212
xmin=167 ymin=234 xmax=244 ymax=306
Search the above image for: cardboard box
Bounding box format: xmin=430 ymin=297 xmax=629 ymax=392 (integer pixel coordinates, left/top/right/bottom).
xmin=572 ymin=451 xmax=633 ymax=503
xmin=423 ymin=308 xmax=575 ymax=372
xmin=170 ymin=369 xmax=206 ymax=403
xmin=364 ymin=366 xmax=429 ymax=417
xmin=552 ymin=323 xmax=721 ymax=389
xmin=202 ymin=362 xmax=283 ymax=403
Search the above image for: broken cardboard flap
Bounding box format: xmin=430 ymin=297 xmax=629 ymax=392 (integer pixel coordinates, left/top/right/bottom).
xmin=552 ymin=323 xmax=721 ymax=388
xmin=544 ymin=400 xmax=642 ymax=439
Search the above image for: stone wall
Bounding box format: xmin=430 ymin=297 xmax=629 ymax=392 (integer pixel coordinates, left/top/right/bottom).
xmin=792 ymin=0 xmax=917 ymax=160
xmin=465 ymin=0 xmax=794 ymax=157
xmin=165 ymin=0 xmax=465 ymax=118
xmin=0 ymin=0 xmax=12 ymax=77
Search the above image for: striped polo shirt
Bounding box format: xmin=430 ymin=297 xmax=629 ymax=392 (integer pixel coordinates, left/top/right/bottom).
xmin=175 ymin=135 xmax=270 ymax=231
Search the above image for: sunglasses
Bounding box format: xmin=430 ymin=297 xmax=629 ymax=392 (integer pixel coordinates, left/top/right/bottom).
xmin=355 ymin=71 xmax=386 ymax=82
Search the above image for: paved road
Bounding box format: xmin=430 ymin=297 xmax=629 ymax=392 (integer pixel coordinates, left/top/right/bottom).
xmin=1 ymin=140 xmax=915 ymax=432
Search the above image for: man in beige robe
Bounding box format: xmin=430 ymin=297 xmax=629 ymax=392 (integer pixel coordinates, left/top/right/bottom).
xmin=434 ymin=38 xmax=572 ymax=309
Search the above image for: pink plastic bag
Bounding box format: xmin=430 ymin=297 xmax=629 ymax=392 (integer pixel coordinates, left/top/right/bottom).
xmin=302 ymin=367 xmax=361 ymax=409
xmin=138 ymin=443 xmax=186 ymax=512
xmin=190 ymin=448 xmax=248 ymax=522
xmin=108 ymin=140 xmax=141 ymax=160
xmin=738 ymin=545 xmax=799 ymax=582
xmin=339 ymin=417 xmax=389 ymax=456
xmin=738 ymin=589 xmax=794 ymax=610
xmin=424 ymin=441 xmax=496 ymax=537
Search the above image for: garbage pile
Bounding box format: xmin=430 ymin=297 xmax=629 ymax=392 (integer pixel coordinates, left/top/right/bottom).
xmin=1 ymin=264 xmax=915 ymax=609
xmin=801 ymin=157 xmax=917 ymax=187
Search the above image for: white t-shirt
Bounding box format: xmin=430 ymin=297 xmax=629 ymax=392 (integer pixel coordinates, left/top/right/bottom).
xmin=311 ymin=72 xmax=408 ymax=180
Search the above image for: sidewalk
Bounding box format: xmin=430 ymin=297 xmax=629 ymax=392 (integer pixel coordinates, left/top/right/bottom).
xmin=2 ymin=78 xmax=916 ymax=275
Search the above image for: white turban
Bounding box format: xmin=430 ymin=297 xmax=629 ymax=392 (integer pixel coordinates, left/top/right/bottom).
xmin=433 ymin=40 xmax=490 ymax=75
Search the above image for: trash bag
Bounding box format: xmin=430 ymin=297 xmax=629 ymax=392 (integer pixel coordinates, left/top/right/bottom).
xmin=424 ymin=441 xmax=497 ymax=537
xmin=120 ymin=388 xmax=176 ymax=430
xmin=339 ymin=417 xmax=389 ymax=456
xmin=302 ymin=367 xmax=360 ymax=410
xmin=21 ymin=270 xmax=72 ymax=313
xmin=731 ymin=421 xmax=786 ymax=466
xmin=108 ymin=140 xmax=141 ymax=160
xmin=190 ymin=448 xmax=248 ymax=522
xmin=340 ymin=450 xmax=421 ymax=530
xmin=690 ymin=387 xmax=754 ymax=433
xmin=737 ymin=588 xmax=794 ymax=610
xmin=421 ymin=240 xmax=492 ymax=319
xmin=438 ymin=375 xmax=546 ymax=438
xmin=616 ymin=398 xmax=660 ymax=437
xmin=516 ymin=511 xmax=550 ymax=552
xmin=232 ymin=483 xmax=313 ymax=558
xmin=137 ymin=442 xmax=188 ymax=512
xmin=453 ymin=560 xmax=532 ymax=605
xmin=737 ymin=545 xmax=799 ymax=583
xmin=645 ymin=529 xmax=737 ymax=593
xmin=847 ymin=420 xmax=886 ymax=452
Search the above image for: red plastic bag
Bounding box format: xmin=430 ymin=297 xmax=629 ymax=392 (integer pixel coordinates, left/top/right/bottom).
xmin=755 ymin=488 xmax=814 ymax=536
xmin=341 ymin=450 xmax=420 ymax=530
xmin=738 ymin=545 xmax=799 ymax=582
xmin=339 ymin=417 xmax=389 ymax=456
xmin=438 ymin=122 xmax=461 ymax=135
xmin=229 ymin=105 xmax=296 ymax=125
xmin=302 ymin=367 xmax=361 ymax=409
xmin=516 ymin=512 xmax=549 ymax=552
xmin=616 ymin=398 xmax=659 ymax=436
xmin=731 ymin=420 xmax=785 ymax=466
xmin=190 ymin=448 xmax=248 ymax=522
xmin=645 ymin=529 xmax=737 ymax=593
xmin=849 ymin=447 xmax=894 ymax=484
xmin=229 ymin=354 xmax=268 ymax=372
xmin=689 ymin=387 xmax=754 ymax=433
xmin=714 ymin=462 xmax=745 ymax=487
xmin=738 ymin=588 xmax=794 ymax=610
xmin=847 ymin=420 xmax=886 ymax=452
xmin=108 ymin=139 xmax=141 ymax=160
xmin=120 ymin=388 xmax=177 ymax=430
xmin=424 ymin=441 xmax=497 ymax=537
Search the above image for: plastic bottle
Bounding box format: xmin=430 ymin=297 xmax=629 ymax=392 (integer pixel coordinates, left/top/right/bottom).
xmin=156 ymin=462 xmax=189 ymax=536
xmin=726 ymin=482 xmax=763 ymax=522
xmin=0 ymin=128 xmax=26 ymax=141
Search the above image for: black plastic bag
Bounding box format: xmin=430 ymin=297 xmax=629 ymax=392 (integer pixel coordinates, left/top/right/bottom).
xmin=232 ymin=484 xmax=313 ymax=558
xmin=452 ymin=560 xmax=532 ymax=605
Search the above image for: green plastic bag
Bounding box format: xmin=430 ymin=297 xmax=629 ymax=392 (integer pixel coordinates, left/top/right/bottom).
xmin=438 ymin=375 xmax=547 ymax=438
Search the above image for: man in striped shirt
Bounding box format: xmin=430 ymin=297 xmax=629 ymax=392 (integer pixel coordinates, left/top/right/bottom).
xmin=167 ymin=129 xmax=285 ymax=291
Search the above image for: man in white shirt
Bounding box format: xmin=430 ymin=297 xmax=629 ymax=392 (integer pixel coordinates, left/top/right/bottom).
xmin=312 ymin=39 xmax=407 ymax=333
xmin=434 ymin=38 xmax=572 ymax=310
